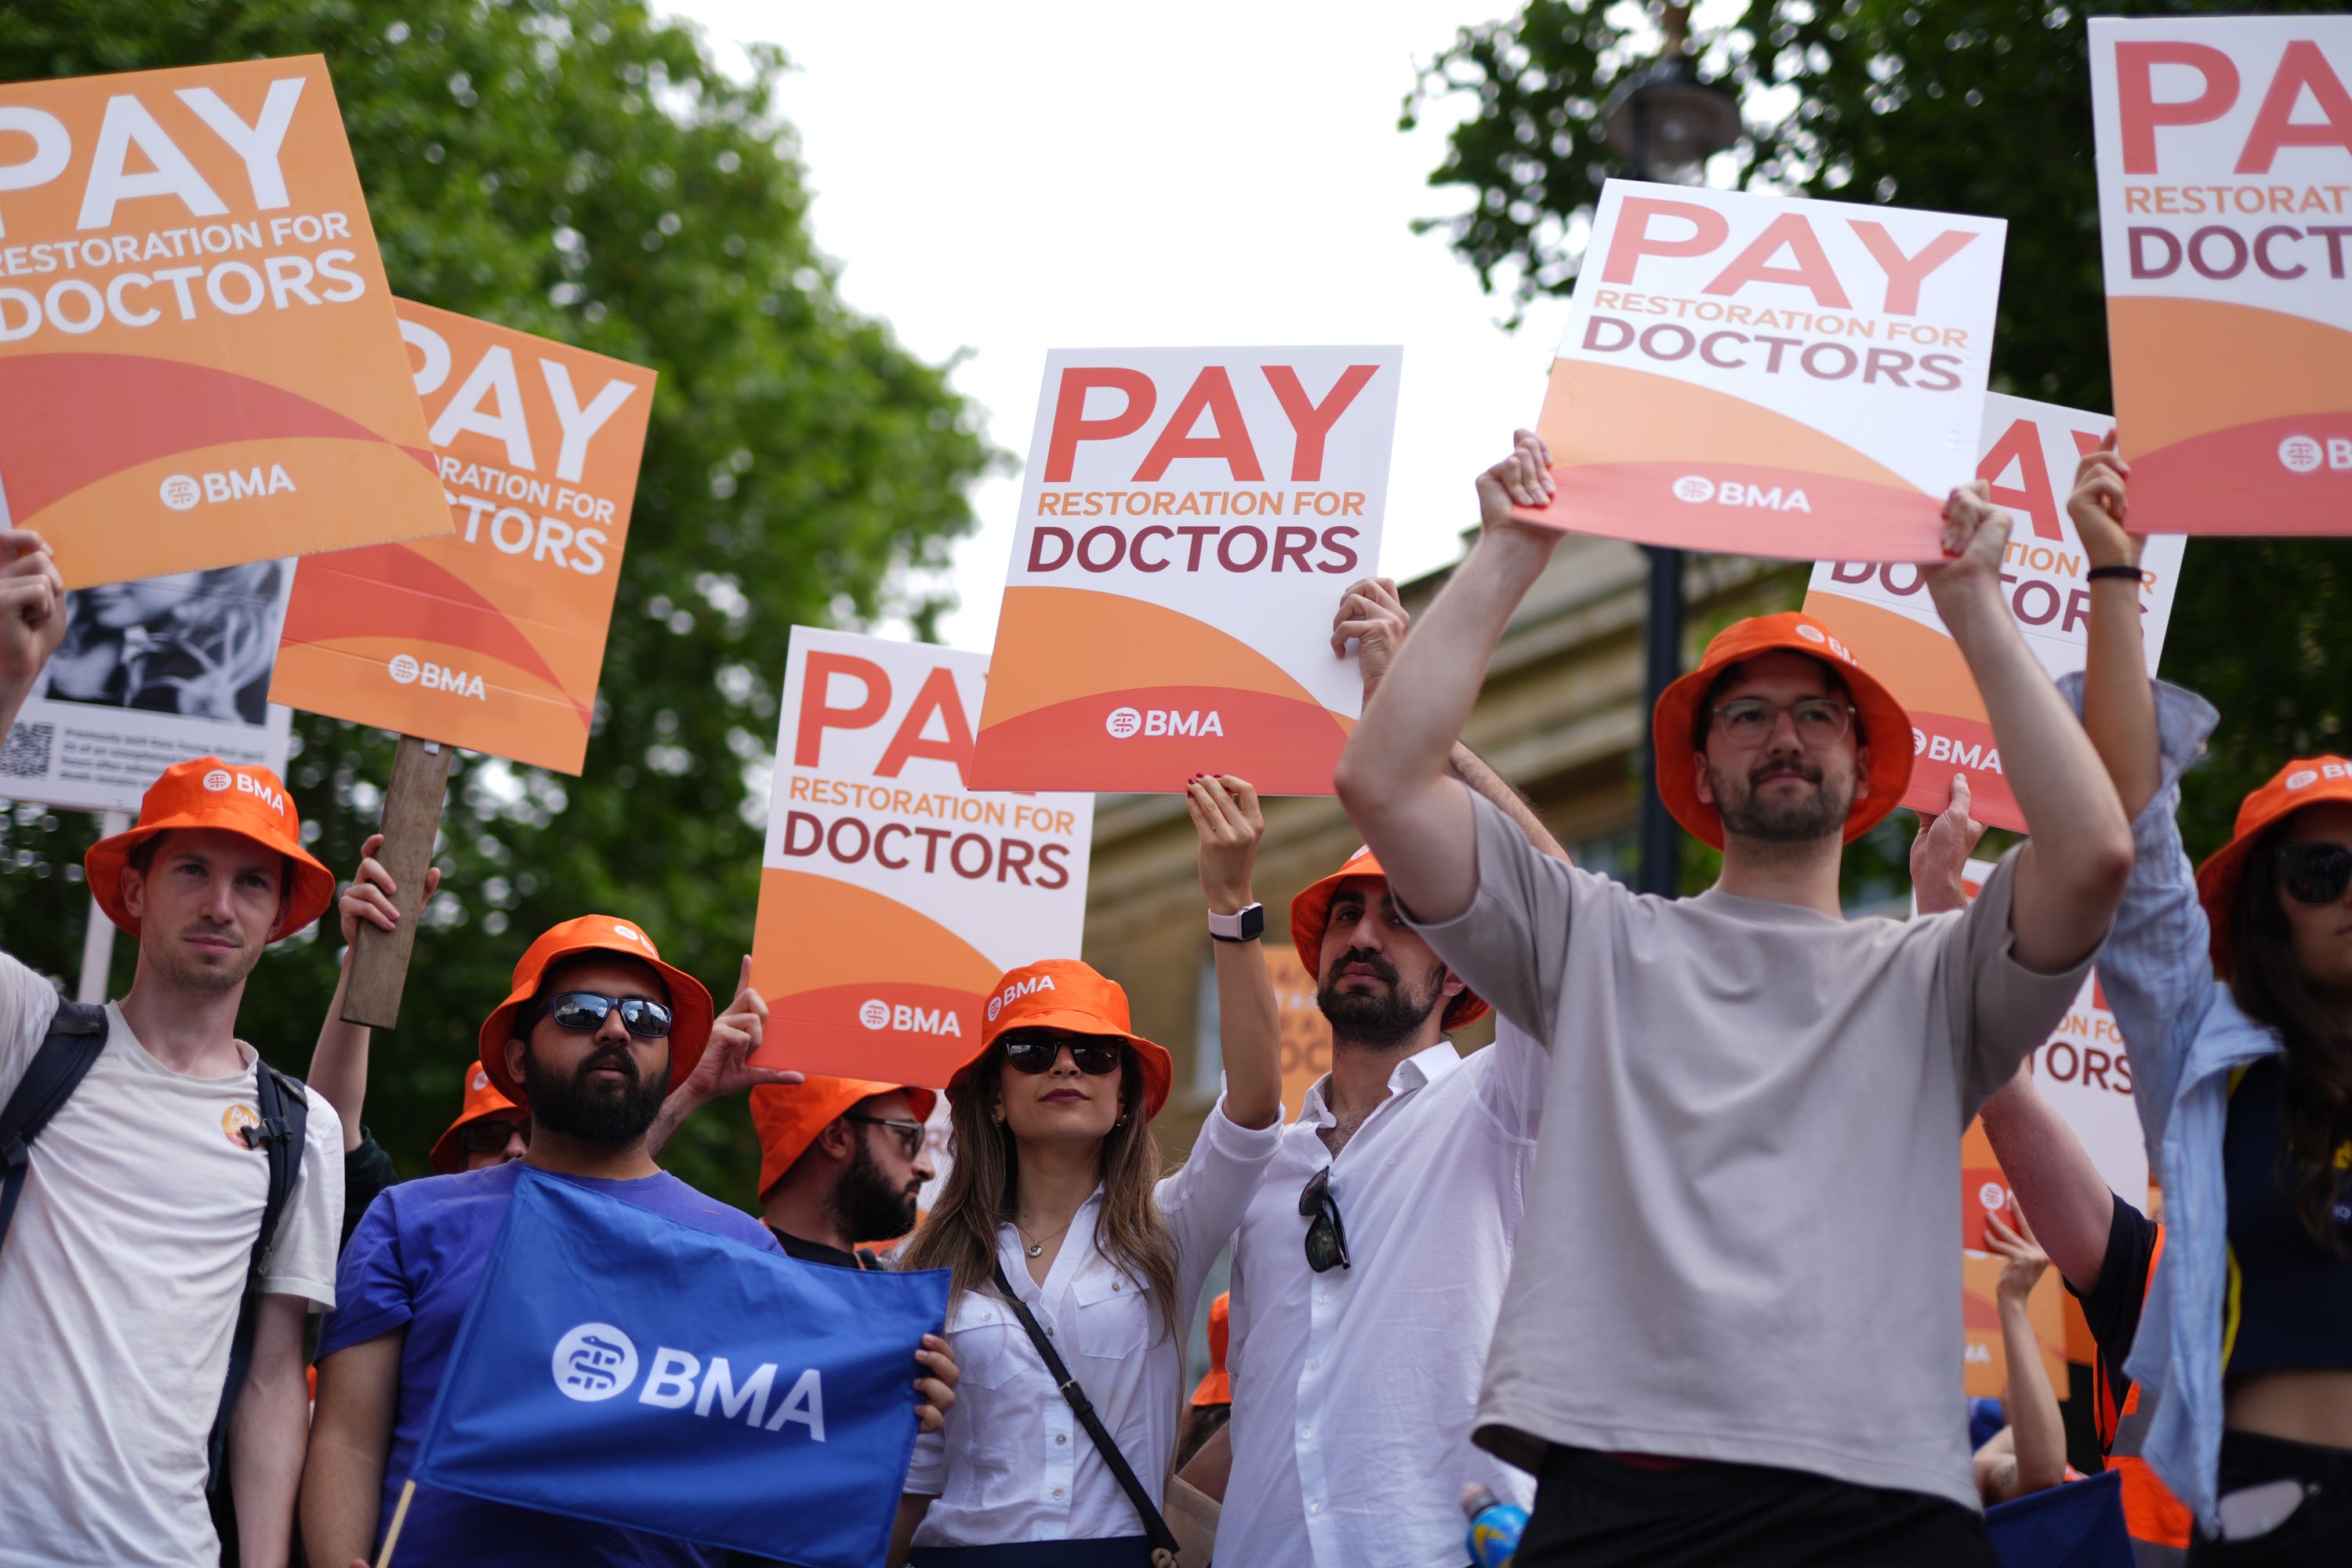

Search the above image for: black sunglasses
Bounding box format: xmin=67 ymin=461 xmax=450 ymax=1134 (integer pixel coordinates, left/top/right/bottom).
xmin=2278 ymin=843 xmax=2352 ymax=907
xmin=459 ymin=1117 xmax=529 ymax=1156
xmin=1000 ymin=1033 xmax=1124 ymax=1076
xmin=844 ymin=1113 xmax=925 ymax=1158
xmin=543 ymin=991 xmax=674 ymax=1039
xmin=1300 ymin=1167 xmax=1350 ymax=1273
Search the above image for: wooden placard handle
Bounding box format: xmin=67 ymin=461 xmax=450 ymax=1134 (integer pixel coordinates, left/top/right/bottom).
xmin=341 ymin=735 xmax=454 ymax=1030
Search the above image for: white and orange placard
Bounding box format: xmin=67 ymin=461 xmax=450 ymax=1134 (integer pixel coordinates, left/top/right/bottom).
xmin=967 ymin=347 xmax=1401 ymax=796
xmin=267 ymin=299 xmax=654 ymax=773
xmin=753 ymin=627 xmax=1094 ymax=1087
xmin=2089 ymin=17 xmax=2352 ymax=534
xmin=1802 ymin=394 xmax=2187 ymax=830
xmin=1508 ymin=181 xmax=2004 ymax=561
xmin=1267 ymin=945 xmax=1333 ymax=1123
xmin=0 ymin=56 xmax=451 ymax=587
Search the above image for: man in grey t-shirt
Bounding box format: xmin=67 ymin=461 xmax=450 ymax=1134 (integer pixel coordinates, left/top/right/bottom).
xmin=1330 ymin=432 xmax=2135 ymax=1566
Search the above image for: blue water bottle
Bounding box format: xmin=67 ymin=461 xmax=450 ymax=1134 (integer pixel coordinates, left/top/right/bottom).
xmin=1461 ymin=1483 xmax=1528 ymax=1568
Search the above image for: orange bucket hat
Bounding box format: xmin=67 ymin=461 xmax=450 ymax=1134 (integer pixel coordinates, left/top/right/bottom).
xmin=1652 ymin=611 xmax=1913 ymax=851
xmin=949 ymin=959 xmax=1175 ymax=1119
xmin=83 ymin=757 xmax=335 ymax=941
xmin=1289 ymin=848 xmax=1490 ymax=1031
xmin=750 ymin=1076 xmax=939 ymax=1201
xmin=477 ymin=915 xmax=716 ymax=1105
xmin=2196 ymin=757 xmax=2352 ymax=978
xmin=428 ymin=1063 xmax=528 ymax=1175
xmin=1191 ymin=1290 xmax=1232 ymax=1406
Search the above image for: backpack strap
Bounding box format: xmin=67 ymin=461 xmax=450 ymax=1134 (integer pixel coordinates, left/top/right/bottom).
xmin=207 ymin=1059 xmax=308 ymax=1494
xmin=0 ymin=998 xmax=108 ymax=1250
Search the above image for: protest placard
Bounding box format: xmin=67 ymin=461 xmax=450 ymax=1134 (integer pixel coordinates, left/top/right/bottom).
xmin=0 ymin=563 xmax=293 ymax=812
xmin=0 ymin=56 xmax=450 ymax=586
xmin=2089 ymin=17 xmax=2352 ymax=535
xmin=1267 ymin=944 xmax=1332 ymax=1122
xmin=1507 ymin=181 xmax=2003 ymax=561
xmin=269 ymin=299 xmax=655 ymax=774
xmin=755 ymin=628 xmax=1094 ymax=1087
xmin=1802 ymin=394 xmax=2187 ymax=830
xmin=967 ymin=347 xmax=1401 ymax=795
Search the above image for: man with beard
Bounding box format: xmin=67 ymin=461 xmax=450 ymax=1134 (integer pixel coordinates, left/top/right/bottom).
xmin=301 ymin=917 xmax=959 ymax=1567
xmin=746 ymin=1077 xmax=938 ymax=1269
xmin=1205 ymin=577 xmax=1568 ymax=1568
xmin=1330 ymin=432 xmax=2133 ymax=1565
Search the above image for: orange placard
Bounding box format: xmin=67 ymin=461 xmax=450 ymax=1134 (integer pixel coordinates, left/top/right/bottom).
xmin=0 ymin=56 xmax=450 ymax=586
xmin=2089 ymin=18 xmax=2352 ymax=534
xmin=1265 ymin=945 xmax=1332 ymax=1122
xmin=751 ymin=628 xmax=1094 ymax=1087
xmin=968 ymin=347 xmax=1402 ymax=796
xmin=1802 ymin=394 xmax=2187 ymax=829
xmin=267 ymin=300 xmax=654 ymax=772
xmin=1509 ymin=182 xmax=2004 ymax=561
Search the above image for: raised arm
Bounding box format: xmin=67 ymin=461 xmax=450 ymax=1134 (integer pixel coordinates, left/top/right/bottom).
xmin=1188 ymin=775 xmax=1279 ymax=1130
xmin=1925 ymin=485 xmax=2132 ymax=974
xmin=309 ymin=836 xmax=438 ymax=1153
xmin=1982 ymin=1212 xmax=2067 ymax=1501
xmin=0 ymin=530 xmax=65 ymax=737
xmin=1334 ymin=575 xmax=1570 ymax=863
xmin=1976 ymin=1071 xmax=2118 ymax=1297
xmin=646 ymin=956 xmax=801 ymax=1160
xmin=1334 ymin=433 xmax=1562 ymax=923
xmin=2071 ymin=435 xmax=2161 ymax=818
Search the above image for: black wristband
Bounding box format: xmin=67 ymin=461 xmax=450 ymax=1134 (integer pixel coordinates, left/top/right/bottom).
xmin=2085 ymin=564 xmax=2143 ymax=583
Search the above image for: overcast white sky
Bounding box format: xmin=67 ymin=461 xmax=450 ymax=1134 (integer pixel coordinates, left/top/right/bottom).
xmin=664 ymin=2 xmax=1579 ymax=654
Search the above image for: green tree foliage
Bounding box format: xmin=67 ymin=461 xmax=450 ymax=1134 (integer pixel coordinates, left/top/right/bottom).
xmin=1410 ymin=0 xmax=2349 ymax=869
xmin=0 ymin=1 xmax=991 ymax=1201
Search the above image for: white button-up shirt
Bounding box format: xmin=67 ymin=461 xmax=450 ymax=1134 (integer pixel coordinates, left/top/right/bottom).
xmin=1216 ymin=1025 xmax=1548 ymax=1567
xmin=907 ymin=1097 xmax=1281 ymax=1547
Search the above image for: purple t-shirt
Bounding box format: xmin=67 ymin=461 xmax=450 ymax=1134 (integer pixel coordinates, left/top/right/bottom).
xmin=319 ymin=1160 xmax=782 ymax=1566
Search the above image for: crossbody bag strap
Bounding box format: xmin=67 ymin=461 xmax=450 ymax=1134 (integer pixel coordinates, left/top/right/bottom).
xmin=0 ymin=1000 xmax=108 ymax=1249
xmin=992 ymin=1260 xmax=1182 ymax=1564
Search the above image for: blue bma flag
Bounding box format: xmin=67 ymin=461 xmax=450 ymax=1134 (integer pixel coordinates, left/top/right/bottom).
xmin=1985 ymin=1468 xmax=2136 ymax=1568
xmin=410 ymin=1169 xmax=949 ymax=1568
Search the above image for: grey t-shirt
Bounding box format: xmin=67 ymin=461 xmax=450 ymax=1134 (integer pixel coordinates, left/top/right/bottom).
xmin=1411 ymin=794 xmax=2095 ymax=1512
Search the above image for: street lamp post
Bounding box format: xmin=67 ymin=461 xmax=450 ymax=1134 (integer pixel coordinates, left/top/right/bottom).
xmin=1599 ymin=27 xmax=1739 ymax=898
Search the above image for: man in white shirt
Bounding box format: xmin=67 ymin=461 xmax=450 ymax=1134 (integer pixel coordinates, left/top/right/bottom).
xmin=1207 ymin=579 xmax=1568 ymax=1568
xmin=0 ymin=530 xmax=347 ymax=1568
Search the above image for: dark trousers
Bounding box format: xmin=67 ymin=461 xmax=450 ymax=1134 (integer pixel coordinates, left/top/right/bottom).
xmin=2188 ymin=1430 xmax=2352 ymax=1566
xmin=1514 ymin=1446 xmax=1998 ymax=1567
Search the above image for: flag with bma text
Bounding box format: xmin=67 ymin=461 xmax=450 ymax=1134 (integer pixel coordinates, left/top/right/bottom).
xmin=411 ymin=1171 xmax=949 ymax=1568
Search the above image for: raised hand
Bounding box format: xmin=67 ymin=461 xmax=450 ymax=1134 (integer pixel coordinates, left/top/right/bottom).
xmin=1187 ymin=774 xmax=1263 ymax=916
xmin=0 ymin=530 xmax=66 ymax=691
xmin=1984 ymin=1208 xmax=2050 ymax=1305
xmin=2067 ymin=430 xmax=2140 ymax=573
xmin=1910 ymin=773 xmax=1987 ymax=916
xmin=1474 ymin=428 xmax=1555 ymax=532
xmin=338 ymin=833 xmax=441 ymax=949
xmin=686 ymin=955 xmax=800 ymax=1102
xmin=1331 ymin=577 xmax=1409 ymax=699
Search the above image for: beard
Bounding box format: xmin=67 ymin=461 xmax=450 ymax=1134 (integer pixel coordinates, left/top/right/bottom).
xmin=144 ymin=922 xmax=264 ymax=996
xmin=1317 ymin=947 xmax=1448 ymax=1049
xmin=826 ymin=1135 xmax=922 ymax=1244
xmin=521 ymin=1036 xmax=668 ymax=1147
xmin=1709 ymin=752 xmax=1853 ymax=844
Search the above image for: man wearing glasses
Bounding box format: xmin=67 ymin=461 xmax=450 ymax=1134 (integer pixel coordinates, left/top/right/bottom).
xmin=746 ymin=1077 xmax=938 ymax=1270
xmin=1205 ymin=579 xmax=1569 ymax=1568
xmin=1330 ymin=433 xmax=2132 ymax=1565
xmin=301 ymin=916 xmax=959 ymax=1567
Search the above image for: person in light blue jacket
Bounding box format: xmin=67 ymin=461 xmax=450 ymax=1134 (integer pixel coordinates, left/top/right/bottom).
xmin=2072 ymin=434 xmax=2352 ymax=1563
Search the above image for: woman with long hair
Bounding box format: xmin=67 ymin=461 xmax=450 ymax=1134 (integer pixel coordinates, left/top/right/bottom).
xmin=2074 ymin=437 xmax=2352 ymax=1561
xmin=891 ymin=775 xmax=1283 ymax=1567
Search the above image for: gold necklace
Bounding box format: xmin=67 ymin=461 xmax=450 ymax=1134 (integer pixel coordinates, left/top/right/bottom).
xmin=1015 ymin=1213 xmax=1074 ymax=1259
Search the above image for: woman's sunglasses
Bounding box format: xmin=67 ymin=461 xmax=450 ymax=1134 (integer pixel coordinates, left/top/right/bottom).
xmin=1300 ymin=1167 xmax=1350 ymax=1273
xmin=1000 ymin=1034 xmax=1125 ymax=1076
xmin=2278 ymin=843 xmax=2352 ymax=907
xmin=543 ymin=990 xmax=674 ymax=1038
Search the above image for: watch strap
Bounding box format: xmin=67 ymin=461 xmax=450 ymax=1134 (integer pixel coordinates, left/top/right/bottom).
xmin=1207 ymin=902 xmax=1265 ymax=942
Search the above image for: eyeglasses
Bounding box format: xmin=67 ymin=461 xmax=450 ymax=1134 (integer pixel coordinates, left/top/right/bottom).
xmin=543 ymin=991 xmax=674 ymax=1039
xmin=459 ymin=1118 xmax=529 ymax=1156
xmin=1299 ymin=1167 xmax=1350 ymax=1273
xmin=844 ymin=1113 xmax=925 ymax=1158
xmin=1000 ymin=1033 xmax=1124 ymax=1076
xmin=1711 ymin=696 xmax=1855 ymax=749
xmin=2278 ymin=843 xmax=2352 ymax=906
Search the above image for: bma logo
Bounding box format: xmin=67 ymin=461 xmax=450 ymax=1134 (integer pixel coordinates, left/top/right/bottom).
xmin=201 ymin=768 xmax=234 ymax=792
xmin=611 ymin=923 xmax=644 ymax=946
xmin=1672 ymin=475 xmax=1715 ymax=503
xmin=985 ymin=972 xmax=1056 ymax=1022
xmin=858 ymin=999 xmax=891 ymax=1030
xmin=553 ymin=1322 xmax=639 ymax=1402
xmin=156 ymin=465 xmax=296 ymax=511
xmin=2278 ymin=435 xmax=2352 ymax=474
xmin=389 ymin=655 xmax=420 ymax=685
xmin=1977 ymin=1181 xmax=2007 ymax=1214
xmin=390 ymin=655 xmax=488 ymax=701
xmin=1105 ymin=706 xmax=1142 ymax=739
xmin=2288 ymin=769 xmax=2321 ymax=790
xmin=1109 ymin=709 xmax=1226 ymax=739
xmin=868 ymin=1002 xmax=961 ymax=1036
xmin=2284 ymin=763 xmax=2352 ymax=792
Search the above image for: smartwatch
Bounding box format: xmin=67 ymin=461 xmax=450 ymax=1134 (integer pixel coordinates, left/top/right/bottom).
xmin=1207 ymin=902 xmax=1265 ymax=943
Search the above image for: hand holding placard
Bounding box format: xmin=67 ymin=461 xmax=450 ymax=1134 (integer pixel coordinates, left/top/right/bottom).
xmin=341 ymin=735 xmax=452 ymax=1029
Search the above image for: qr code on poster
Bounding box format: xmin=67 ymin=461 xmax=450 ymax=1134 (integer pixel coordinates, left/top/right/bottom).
xmin=0 ymin=722 xmax=53 ymax=779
